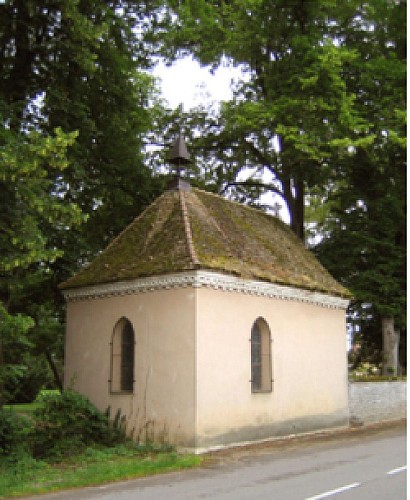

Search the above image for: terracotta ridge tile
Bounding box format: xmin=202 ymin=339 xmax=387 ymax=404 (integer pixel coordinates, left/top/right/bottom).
xmin=179 ymin=189 xmax=200 ymax=267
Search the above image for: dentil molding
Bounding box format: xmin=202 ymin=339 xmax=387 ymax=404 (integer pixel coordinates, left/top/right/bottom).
xmin=62 ymin=271 xmax=350 ymax=310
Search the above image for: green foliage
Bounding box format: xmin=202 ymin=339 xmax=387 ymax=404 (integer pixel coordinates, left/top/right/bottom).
xmin=2 ymin=390 xmax=125 ymax=460
xmin=0 ymin=121 xmax=84 ymax=403
xmin=0 ymin=407 xmax=33 ymax=458
xmin=0 ymin=444 xmax=201 ymax=498
xmin=4 ymin=402 xmax=41 ymax=415
xmin=32 ymin=390 xmax=124 ymax=459
xmin=0 ymin=0 xmax=405 ymax=404
xmin=349 ymin=363 xmax=406 ymax=382
xmin=163 ymin=0 xmax=406 ymax=364
xmin=314 ymin=1 xmax=406 ymax=356
xmin=36 ymin=389 xmax=61 ymax=401
xmin=0 ymin=1 xmax=162 ymax=256
xmin=0 ymin=392 xmax=200 ymax=497
xmin=0 ymin=124 xmax=82 ymax=274
xmin=163 ymin=0 xmax=371 ymax=240
xmin=313 ymin=3 xmax=406 ymax=370
xmin=0 ymin=1 xmax=166 ymax=402
xmin=4 ymin=353 xmax=51 ymax=404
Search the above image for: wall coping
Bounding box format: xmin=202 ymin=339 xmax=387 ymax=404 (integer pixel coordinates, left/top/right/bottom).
xmin=349 ymin=380 xmax=407 ymax=385
xmin=62 ymin=271 xmax=349 ymax=310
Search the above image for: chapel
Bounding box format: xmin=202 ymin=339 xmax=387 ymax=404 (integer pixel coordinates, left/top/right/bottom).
xmin=61 ymin=136 xmax=350 ymax=451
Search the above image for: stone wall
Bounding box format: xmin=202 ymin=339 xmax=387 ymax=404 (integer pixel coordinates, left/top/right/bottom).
xmin=349 ymin=381 xmax=406 ymax=425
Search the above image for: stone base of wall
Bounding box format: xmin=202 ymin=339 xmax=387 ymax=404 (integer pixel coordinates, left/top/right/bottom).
xmin=349 ymin=381 xmax=406 ymax=425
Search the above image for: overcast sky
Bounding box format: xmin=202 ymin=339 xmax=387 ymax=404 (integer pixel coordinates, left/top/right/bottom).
xmin=152 ymin=58 xmax=291 ymax=225
xmin=152 ymin=56 xmax=241 ymax=110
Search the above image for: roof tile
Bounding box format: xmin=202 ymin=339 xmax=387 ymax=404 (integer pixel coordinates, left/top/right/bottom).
xmin=60 ymin=188 xmax=350 ymax=298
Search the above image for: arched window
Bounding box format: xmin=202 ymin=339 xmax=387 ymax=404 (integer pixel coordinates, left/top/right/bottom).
xmin=250 ymin=318 xmax=272 ymax=393
xmin=110 ymin=318 xmax=135 ymax=393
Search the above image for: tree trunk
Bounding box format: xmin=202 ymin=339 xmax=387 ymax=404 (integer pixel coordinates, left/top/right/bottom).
xmin=290 ymin=178 xmax=305 ymax=242
xmin=44 ymin=349 xmax=63 ymax=393
xmin=381 ymin=316 xmax=400 ymax=376
xmin=0 ymin=336 xmax=4 ymax=408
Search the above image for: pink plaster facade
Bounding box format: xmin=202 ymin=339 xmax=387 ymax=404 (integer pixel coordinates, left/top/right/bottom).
xmin=64 ymin=271 xmax=349 ymax=451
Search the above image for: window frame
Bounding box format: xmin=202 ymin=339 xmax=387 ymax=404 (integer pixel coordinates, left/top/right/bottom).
xmin=109 ymin=317 xmax=135 ymax=394
xmin=250 ymin=318 xmax=272 ymax=393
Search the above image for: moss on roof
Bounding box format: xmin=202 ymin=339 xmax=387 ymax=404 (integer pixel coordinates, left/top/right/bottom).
xmin=60 ymin=187 xmax=351 ymax=298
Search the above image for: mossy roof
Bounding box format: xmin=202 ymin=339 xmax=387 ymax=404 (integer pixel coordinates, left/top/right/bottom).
xmin=60 ymin=187 xmax=351 ymax=298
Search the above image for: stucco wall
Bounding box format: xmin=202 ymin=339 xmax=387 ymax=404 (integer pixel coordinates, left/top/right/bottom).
xmin=349 ymin=381 xmax=407 ymax=424
xmin=64 ymin=272 xmax=350 ymax=451
xmin=195 ymin=287 xmax=349 ymax=449
xmin=64 ymin=287 xmax=197 ymax=447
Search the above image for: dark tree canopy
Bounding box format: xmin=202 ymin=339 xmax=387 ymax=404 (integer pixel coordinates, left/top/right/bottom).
xmin=160 ymin=0 xmax=406 ymax=369
xmin=313 ymin=0 xmax=406 ymax=370
xmin=0 ymin=0 xmax=166 ymax=402
xmin=0 ymin=0 xmax=406 ymax=400
xmin=161 ymin=0 xmax=374 ymax=240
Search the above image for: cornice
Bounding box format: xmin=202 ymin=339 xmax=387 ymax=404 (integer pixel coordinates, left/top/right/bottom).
xmin=62 ymin=271 xmax=350 ymax=310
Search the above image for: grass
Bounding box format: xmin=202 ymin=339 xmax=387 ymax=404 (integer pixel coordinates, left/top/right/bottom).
xmin=4 ymin=390 xmax=60 ymax=416
xmin=0 ymin=445 xmax=202 ymax=498
xmin=3 ymin=402 xmax=41 ymax=415
xmin=1 ymin=393 xmax=201 ymax=497
xmin=0 ymin=411 xmax=403 ymax=500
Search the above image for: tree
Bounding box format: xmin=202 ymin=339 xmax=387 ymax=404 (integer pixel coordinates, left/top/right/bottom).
xmin=0 ymin=1 xmax=167 ymax=398
xmin=162 ymin=0 xmax=369 ymax=240
xmin=0 ymin=121 xmax=83 ymax=404
xmin=161 ymin=0 xmax=406 ymax=368
xmin=0 ymin=0 xmax=164 ymax=256
xmin=314 ymin=0 xmax=406 ymax=374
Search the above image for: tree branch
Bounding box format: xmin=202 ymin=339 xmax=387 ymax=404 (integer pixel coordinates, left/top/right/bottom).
xmin=225 ymin=180 xmax=284 ymax=200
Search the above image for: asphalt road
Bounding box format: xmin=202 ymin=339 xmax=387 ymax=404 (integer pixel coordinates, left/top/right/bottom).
xmin=30 ymin=421 xmax=406 ymax=500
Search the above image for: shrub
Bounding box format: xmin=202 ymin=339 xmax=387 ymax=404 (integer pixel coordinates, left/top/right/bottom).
xmin=32 ymin=390 xmax=124 ymax=459
xmin=0 ymin=407 xmax=33 ymax=457
xmin=5 ymin=355 xmax=52 ymax=404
